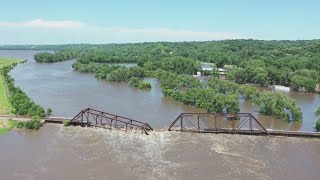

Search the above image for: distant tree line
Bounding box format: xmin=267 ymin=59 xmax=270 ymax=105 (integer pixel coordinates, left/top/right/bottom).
xmin=0 ymin=63 xmax=45 ymax=117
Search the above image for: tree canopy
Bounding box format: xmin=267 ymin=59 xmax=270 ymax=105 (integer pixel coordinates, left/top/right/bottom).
xmin=30 ymin=40 xmax=320 ymax=91
xmin=34 ymin=51 xmax=77 ymax=63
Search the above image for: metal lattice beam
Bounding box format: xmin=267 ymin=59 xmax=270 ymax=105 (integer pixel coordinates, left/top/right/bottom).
xmin=168 ymin=112 xmax=268 ymax=135
xmin=71 ymin=108 xmax=153 ymax=135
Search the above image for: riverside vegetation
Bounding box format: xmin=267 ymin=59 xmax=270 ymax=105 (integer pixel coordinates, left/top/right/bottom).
xmin=0 ymin=57 xmax=46 ymax=134
xmin=1 ymin=63 xmax=45 ymax=116
xmin=0 ymin=57 xmax=21 ymax=114
xmin=7 ymin=116 xmax=41 ymax=130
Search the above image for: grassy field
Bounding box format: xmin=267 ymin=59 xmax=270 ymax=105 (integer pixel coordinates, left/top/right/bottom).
xmin=0 ymin=128 xmax=9 ymax=135
xmin=0 ymin=120 xmax=9 ymax=135
xmin=0 ymin=57 xmax=21 ymax=115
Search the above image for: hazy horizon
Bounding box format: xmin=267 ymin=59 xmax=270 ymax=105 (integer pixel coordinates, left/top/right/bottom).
xmin=1 ymin=0 xmax=319 ymax=44
xmin=2 ymin=38 xmax=320 ymax=46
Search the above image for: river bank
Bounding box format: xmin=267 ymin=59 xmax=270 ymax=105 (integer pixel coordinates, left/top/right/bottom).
xmin=0 ymin=57 xmax=22 ymax=134
xmin=0 ymin=55 xmax=48 ymax=134
xmin=0 ymin=57 xmax=21 ymax=114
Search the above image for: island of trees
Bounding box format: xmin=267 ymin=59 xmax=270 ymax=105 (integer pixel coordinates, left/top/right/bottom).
xmin=34 ymin=51 xmax=77 ymax=63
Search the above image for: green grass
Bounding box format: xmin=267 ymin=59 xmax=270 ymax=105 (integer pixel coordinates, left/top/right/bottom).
xmin=0 ymin=128 xmax=9 ymax=135
xmin=0 ymin=57 xmax=21 ymax=114
xmin=0 ymin=57 xmax=21 ymax=68
xmin=63 ymin=119 xmax=71 ymax=126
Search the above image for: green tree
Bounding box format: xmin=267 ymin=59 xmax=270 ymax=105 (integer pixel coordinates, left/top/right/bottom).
xmin=316 ymin=120 xmax=320 ymax=132
xmin=315 ymin=107 xmax=320 ymax=132
xmin=129 ymin=77 xmax=140 ymax=87
xmin=138 ymin=81 xmax=151 ymax=89
xmin=46 ymin=108 xmax=53 ymax=116
xmin=315 ymin=106 xmax=320 ymax=117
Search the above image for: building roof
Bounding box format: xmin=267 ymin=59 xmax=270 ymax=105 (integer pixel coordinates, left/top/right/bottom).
xmin=202 ymin=67 xmax=214 ymax=71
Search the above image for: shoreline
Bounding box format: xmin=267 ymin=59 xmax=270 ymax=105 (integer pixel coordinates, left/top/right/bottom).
xmin=0 ymin=57 xmax=21 ymax=115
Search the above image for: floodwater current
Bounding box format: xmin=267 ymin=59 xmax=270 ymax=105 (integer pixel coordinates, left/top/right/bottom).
xmin=1 ymin=50 xmax=320 ymax=180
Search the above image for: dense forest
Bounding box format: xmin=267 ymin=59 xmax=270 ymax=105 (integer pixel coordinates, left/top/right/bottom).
xmin=32 ymin=40 xmax=320 ymax=91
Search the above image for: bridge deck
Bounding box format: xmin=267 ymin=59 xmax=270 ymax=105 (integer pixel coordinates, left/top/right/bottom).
xmin=43 ymin=117 xmax=72 ymax=124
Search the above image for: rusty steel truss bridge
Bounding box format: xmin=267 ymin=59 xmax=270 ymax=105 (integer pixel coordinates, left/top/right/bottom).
xmin=168 ymin=112 xmax=320 ymax=138
xmin=70 ymin=108 xmax=153 ymax=135
xmin=168 ymin=112 xmax=268 ymax=135
xmin=42 ymin=108 xmax=320 ymax=138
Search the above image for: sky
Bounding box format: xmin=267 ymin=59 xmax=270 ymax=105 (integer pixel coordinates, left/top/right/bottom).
xmin=0 ymin=0 xmax=319 ymax=44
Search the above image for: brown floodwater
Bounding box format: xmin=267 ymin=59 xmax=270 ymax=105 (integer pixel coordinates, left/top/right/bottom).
xmin=1 ymin=50 xmax=320 ymax=180
xmin=1 ymin=124 xmax=320 ymax=180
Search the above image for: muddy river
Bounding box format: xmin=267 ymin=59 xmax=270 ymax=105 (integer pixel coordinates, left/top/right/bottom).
xmin=1 ymin=50 xmax=320 ymax=180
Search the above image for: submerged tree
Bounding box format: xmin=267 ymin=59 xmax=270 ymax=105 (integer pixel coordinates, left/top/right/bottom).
xmin=315 ymin=106 xmax=320 ymax=132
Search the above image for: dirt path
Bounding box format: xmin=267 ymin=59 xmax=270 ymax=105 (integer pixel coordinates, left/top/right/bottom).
xmin=0 ymin=115 xmax=31 ymax=122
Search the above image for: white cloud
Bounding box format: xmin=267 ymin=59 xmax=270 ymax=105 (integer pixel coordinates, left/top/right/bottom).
xmin=0 ymin=19 xmax=245 ymax=44
xmin=99 ymin=27 xmax=241 ymax=40
xmin=0 ymin=19 xmax=85 ymax=29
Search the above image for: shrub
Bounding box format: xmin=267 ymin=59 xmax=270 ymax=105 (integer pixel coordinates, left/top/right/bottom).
xmin=25 ymin=116 xmax=41 ymax=130
xmin=63 ymin=119 xmax=71 ymax=126
xmin=138 ymin=81 xmax=151 ymax=89
xmin=316 ymin=119 xmax=320 ymax=132
xmin=7 ymin=119 xmax=18 ymax=129
xmin=129 ymin=77 xmax=140 ymax=87
xmin=32 ymin=120 xmax=41 ymax=130
xmin=316 ymin=107 xmax=320 ymax=117
xmin=46 ymin=108 xmax=53 ymax=116
xmin=17 ymin=121 xmax=25 ymax=129
xmin=7 ymin=119 xmax=25 ymax=129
